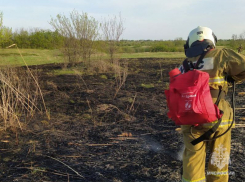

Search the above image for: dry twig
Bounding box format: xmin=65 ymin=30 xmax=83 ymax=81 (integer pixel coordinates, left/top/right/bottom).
xmin=44 ymin=155 xmax=85 ymax=179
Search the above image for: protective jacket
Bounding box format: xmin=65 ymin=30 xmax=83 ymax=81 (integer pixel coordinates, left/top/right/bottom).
xmin=179 ymin=48 xmax=245 ymax=128
xmin=180 ymin=48 xmax=245 ymax=182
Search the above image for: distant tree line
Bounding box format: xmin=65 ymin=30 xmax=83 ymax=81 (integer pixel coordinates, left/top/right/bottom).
xmin=118 ymin=38 xmax=244 ymax=53
xmin=10 ymin=28 xmax=63 ymax=49
xmin=230 ymin=32 xmax=245 ymax=51
xmin=118 ymin=38 xmax=185 ymax=53
xmin=0 ymin=13 xmax=63 ymax=49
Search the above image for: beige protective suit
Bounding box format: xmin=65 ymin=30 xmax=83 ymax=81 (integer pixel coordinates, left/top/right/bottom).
xmin=180 ymin=48 xmax=245 ymax=182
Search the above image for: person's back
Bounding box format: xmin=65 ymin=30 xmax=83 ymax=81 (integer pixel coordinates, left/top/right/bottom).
xmin=179 ymin=26 xmax=245 ymax=182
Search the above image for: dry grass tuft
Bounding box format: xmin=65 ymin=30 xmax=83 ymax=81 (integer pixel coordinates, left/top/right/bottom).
xmin=0 ymin=44 xmax=48 ymax=131
xmin=0 ymin=66 xmax=40 ymax=130
xmin=113 ymin=59 xmax=128 ymax=99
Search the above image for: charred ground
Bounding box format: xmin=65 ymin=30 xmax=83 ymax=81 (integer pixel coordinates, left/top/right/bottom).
xmin=0 ymin=58 xmax=245 ymax=182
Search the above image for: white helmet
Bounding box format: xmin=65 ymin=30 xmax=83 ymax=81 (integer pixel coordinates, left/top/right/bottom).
xmin=184 ymin=26 xmax=217 ymax=57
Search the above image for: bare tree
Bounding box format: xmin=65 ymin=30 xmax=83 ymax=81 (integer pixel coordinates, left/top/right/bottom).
xmin=49 ymin=10 xmax=99 ymax=65
xmin=231 ymin=32 xmax=245 ymax=52
xmin=101 ymin=13 xmax=125 ymax=63
xmin=70 ymin=11 xmax=99 ymax=62
xmin=50 ymin=12 xmax=79 ymax=65
xmin=232 ymin=34 xmax=238 ymax=41
xmin=239 ymin=31 xmax=245 ymax=40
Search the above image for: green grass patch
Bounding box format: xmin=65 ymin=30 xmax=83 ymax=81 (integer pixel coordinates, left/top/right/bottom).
xmin=141 ymin=83 xmax=155 ymax=88
xmin=0 ymin=48 xmax=64 ymax=67
xmin=118 ymin=52 xmax=186 ymax=59
xmin=100 ymin=75 xmax=108 ymax=79
xmin=0 ymin=48 xmax=186 ymax=67
xmin=53 ymin=69 xmax=78 ymax=75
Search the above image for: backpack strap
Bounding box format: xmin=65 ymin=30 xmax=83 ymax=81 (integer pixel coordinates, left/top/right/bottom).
xmin=191 ymin=111 xmax=223 ymax=145
xmin=182 ymin=51 xmax=208 ymax=72
xmin=194 ymin=50 xmax=208 ymax=69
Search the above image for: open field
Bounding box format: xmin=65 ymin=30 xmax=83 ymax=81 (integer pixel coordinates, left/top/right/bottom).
xmin=0 ymin=49 xmax=64 ymax=66
xmin=0 ymin=48 xmax=186 ymax=67
xmin=0 ymin=46 xmax=240 ymax=67
xmin=0 ymin=50 xmax=244 ymax=181
xmin=118 ymin=52 xmax=185 ymax=59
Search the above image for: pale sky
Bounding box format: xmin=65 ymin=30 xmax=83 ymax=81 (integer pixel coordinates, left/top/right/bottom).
xmin=1 ymin=0 xmax=245 ymax=40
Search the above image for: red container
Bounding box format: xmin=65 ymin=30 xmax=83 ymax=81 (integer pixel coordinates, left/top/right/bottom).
xmin=169 ymin=68 xmax=181 ymax=78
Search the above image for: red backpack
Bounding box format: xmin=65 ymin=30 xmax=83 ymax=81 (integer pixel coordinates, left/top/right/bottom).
xmin=164 ymin=51 xmax=236 ymax=146
xmin=165 ymin=52 xmax=223 ymax=126
xmin=165 ymin=69 xmax=222 ymax=125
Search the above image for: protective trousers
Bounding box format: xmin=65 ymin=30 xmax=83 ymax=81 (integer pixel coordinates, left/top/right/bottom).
xmin=181 ymin=124 xmax=231 ymax=182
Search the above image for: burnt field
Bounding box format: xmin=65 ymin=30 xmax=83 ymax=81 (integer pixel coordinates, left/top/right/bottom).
xmin=0 ymin=58 xmax=245 ymax=182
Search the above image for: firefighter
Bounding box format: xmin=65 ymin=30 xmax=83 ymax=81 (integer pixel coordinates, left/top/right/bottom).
xmin=180 ymin=26 xmax=245 ymax=182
